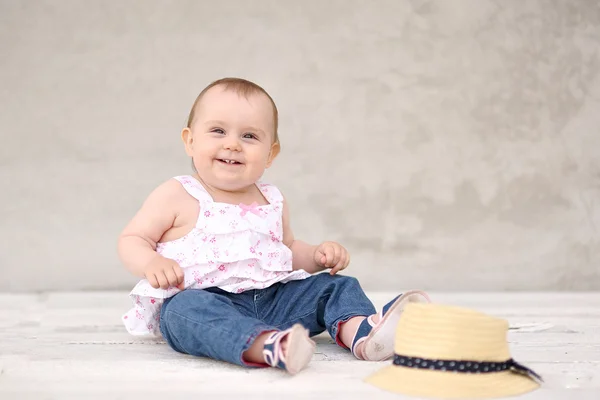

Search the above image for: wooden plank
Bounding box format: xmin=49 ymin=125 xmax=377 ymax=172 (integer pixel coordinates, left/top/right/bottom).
xmin=1 ymin=292 xmax=600 ymax=398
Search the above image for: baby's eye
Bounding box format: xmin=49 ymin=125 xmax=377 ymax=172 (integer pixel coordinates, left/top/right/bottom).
xmin=243 ymin=133 xmax=257 ymax=139
xmin=211 ymin=128 xmax=225 ymax=134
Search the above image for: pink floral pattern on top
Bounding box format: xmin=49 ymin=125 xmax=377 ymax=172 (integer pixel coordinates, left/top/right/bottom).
xmin=122 ymin=175 xmax=311 ymax=337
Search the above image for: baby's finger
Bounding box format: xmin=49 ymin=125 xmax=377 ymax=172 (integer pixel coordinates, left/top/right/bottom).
xmin=329 ymin=264 xmax=342 ymax=275
xmin=326 ymin=244 xmax=335 ymax=266
xmin=340 ymin=248 xmax=349 ymax=267
xmin=331 ymin=253 xmax=346 ymax=274
xmin=147 ymin=274 xmax=160 ymax=289
xmin=315 ymin=247 xmax=326 ymax=266
xmin=156 ymin=272 xmax=170 ymax=290
xmin=333 ymin=245 xmax=342 ymax=266
xmin=164 ymin=267 xmax=180 ymax=288
xmin=174 ymin=265 xmax=185 ymax=285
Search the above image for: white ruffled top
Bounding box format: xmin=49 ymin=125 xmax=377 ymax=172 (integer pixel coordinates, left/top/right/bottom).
xmin=122 ymin=175 xmax=311 ymax=336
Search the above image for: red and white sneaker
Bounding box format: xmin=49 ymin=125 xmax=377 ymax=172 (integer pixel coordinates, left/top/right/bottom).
xmin=263 ymin=324 xmax=316 ymax=375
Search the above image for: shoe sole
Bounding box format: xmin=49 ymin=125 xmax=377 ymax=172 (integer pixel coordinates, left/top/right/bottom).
xmin=361 ymin=290 xmax=430 ymax=361
xmin=284 ymin=324 xmax=316 ymax=375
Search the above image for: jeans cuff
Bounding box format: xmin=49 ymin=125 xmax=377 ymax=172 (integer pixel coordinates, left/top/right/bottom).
xmin=331 ymin=310 xmax=373 ymax=349
xmin=239 ymin=327 xmax=278 ymax=367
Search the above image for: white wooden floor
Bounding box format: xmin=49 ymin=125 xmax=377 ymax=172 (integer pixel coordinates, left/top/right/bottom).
xmin=0 ymin=292 xmax=599 ymax=399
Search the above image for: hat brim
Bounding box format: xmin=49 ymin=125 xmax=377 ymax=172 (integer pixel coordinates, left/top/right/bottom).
xmin=365 ymin=365 xmax=540 ymax=399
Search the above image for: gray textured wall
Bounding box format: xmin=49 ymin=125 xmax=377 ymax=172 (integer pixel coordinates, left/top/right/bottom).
xmin=1 ymin=0 xmax=599 ymax=292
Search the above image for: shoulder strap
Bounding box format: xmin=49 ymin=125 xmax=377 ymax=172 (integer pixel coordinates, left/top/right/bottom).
xmin=257 ymin=181 xmax=283 ymax=204
xmin=173 ymin=175 xmax=213 ymax=204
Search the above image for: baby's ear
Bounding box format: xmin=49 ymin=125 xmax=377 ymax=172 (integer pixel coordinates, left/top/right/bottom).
xmin=266 ymin=141 xmax=280 ymax=167
xmin=181 ymin=128 xmax=194 ymax=156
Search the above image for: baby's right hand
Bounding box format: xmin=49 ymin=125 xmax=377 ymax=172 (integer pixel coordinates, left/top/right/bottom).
xmin=144 ymin=254 xmax=185 ymax=290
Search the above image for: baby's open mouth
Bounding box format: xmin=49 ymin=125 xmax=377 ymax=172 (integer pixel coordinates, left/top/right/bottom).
xmin=217 ymin=159 xmax=242 ymax=165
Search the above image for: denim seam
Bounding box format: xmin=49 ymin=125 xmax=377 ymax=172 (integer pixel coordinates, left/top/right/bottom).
xmin=254 ymin=288 xmax=267 ymax=300
xmin=253 ymin=290 xmax=259 ymax=319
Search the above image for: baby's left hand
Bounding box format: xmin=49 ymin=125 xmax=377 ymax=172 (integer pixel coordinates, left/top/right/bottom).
xmin=314 ymin=241 xmax=350 ymax=275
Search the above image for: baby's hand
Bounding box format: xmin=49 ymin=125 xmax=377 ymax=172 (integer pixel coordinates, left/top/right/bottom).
xmin=314 ymin=241 xmax=350 ymax=275
xmin=144 ymin=254 xmax=185 ymax=290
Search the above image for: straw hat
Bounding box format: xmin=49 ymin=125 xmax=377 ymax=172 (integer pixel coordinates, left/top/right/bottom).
xmin=365 ymin=303 xmax=542 ymax=399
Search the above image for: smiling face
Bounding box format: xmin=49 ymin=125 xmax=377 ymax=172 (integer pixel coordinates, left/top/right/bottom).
xmin=182 ymin=84 xmax=280 ymax=193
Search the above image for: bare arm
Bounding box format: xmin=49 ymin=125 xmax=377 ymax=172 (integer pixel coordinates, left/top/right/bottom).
xmin=281 ymin=196 xmax=326 ymax=274
xmin=117 ymin=179 xmax=181 ymax=278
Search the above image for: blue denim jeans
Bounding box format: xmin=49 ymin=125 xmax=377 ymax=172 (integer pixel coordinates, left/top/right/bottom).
xmin=159 ymin=273 xmax=376 ymax=366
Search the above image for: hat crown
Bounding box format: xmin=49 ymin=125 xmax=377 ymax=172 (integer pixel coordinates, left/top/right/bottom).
xmin=394 ymin=303 xmax=511 ymax=362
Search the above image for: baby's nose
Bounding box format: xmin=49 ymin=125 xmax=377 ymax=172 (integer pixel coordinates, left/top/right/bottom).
xmin=224 ymin=137 xmax=242 ymax=150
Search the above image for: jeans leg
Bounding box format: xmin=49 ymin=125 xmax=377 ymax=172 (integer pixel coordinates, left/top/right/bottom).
xmin=160 ymin=289 xmax=276 ymax=366
xmin=258 ymin=274 xmax=376 ymax=347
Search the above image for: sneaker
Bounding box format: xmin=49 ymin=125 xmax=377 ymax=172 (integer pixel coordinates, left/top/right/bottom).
xmin=263 ymin=324 xmax=316 ymax=375
xmin=351 ymin=290 xmax=430 ymax=361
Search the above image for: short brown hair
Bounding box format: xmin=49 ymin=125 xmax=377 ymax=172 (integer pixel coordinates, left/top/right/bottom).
xmin=186 ymin=77 xmax=279 ymax=144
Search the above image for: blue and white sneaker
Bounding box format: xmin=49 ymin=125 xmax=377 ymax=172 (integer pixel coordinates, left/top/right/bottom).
xmin=351 ymin=290 xmax=431 ymax=361
xmin=263 ymin=324 xmax=316 ymax=375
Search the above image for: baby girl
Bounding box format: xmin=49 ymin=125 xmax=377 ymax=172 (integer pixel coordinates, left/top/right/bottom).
xmin=118 ymin=77 xmax=429 ymax=374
